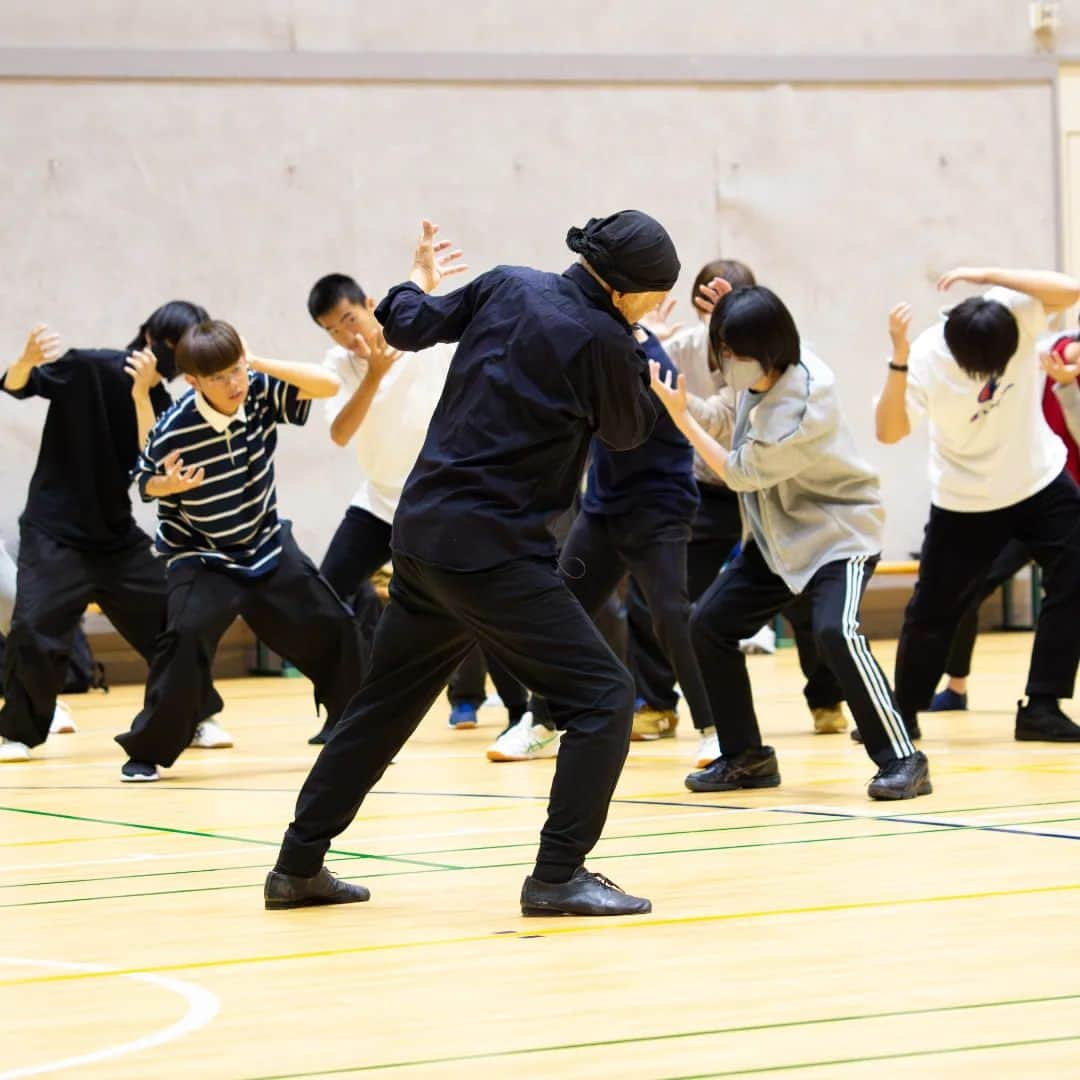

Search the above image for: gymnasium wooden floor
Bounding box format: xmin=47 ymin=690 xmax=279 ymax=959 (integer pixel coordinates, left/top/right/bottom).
xmin=3 ymin=632 xmax=1079 ymax=1079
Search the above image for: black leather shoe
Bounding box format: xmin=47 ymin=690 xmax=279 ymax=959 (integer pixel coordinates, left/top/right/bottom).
xmin=264 ymin=867 xmax=371 ymax=910
xmin=851 ymin=721 xmax=921 ymax=744
xmin=521 ymin=867 xmax=651 ymax=916
xmin=685 ymin=746 xmax=780 ymax=792
xmin=1015 ymin=699 xmax=1080 ymax=742
xmin=867 ymin=751 xmax=932 ymax=801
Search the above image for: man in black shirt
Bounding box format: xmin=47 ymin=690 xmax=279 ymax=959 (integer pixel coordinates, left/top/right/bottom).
xmin=0 ymin=304 xmax=224 ymax=761
xmin=268 ymin=212 xmax=678 ymax=916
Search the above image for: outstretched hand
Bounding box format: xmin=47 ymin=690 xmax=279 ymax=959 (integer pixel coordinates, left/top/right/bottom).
xmin=648 ymin=359 xmax=689 ymax=422
xmin=409 ymin=219 xmax=468 ymax=294
xmin=693 ymin=276 xmax=735 ymax=317
xmin=20 ymin=324 xmax=63 ymax=368
xmin=1042 ymin=348 xmax=1080 ymax=386
xmin=156 ymin=449 xmax=206 ymax=495
xmin=640 ymin=297 xmax=684 ymax=342
xmin=125 ymin=347 xmax=161 ymax=397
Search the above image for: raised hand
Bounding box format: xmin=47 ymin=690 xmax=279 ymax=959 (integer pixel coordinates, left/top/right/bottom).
xmin=156 ymin=449 xmax=206 ymax=495
xmin=20 ymin=324 xmax=63 ymax=368
xmin=937 ymin=267 xmax=989 ymax=291
xmin=366 ymin=329 xmax=403 ymax=378
xmin=1041 ymin=348 xmax=1080 ymax=385
xmin=694 ymin=276 xmax=735 ymax=317
xmin=410 ymin=219 xmax=468 ymax=294
xmin=648 ymin=359 xmax=689 ymax=421
xmin=124 ymin=347 xmax=161 ymax=397
xmin=888 ymin=302 xmax=912 ymax=352
xmin=640 ymin=296 xmax=684 ymax=342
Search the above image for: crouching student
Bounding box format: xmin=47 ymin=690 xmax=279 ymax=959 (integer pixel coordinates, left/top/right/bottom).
xmin=649 ymin=282 xmax=931 ymax=801
xmin=115 ymin=321 xmax=368 ymax=781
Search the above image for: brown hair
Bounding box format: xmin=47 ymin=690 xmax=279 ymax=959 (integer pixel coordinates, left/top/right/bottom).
xmin=692 ymin=259 xmax=756 ymax=306
xmin=176 ymin=320 xmax=244 ymax=377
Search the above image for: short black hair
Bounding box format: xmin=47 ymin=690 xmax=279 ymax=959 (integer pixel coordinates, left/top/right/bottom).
xmin=176 ymin=320 xmax=244 ymax=378
xmin=943 ymin=297 xmax=1019 ymax=379
xmin=127 ymin=300 xmax=209 ymax=378
xmin=307 ymin=274 xmax=367 ymax=323
xmin=709 ymin=286 xmax=801 ymax=376
xmin=692 ymin=259 xmax=756 ymax=307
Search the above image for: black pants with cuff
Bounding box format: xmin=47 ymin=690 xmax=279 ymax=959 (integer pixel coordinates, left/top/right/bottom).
xmin=692 ymin=542 xmax=913 ymax=768
xmin=117 ymin=525 xmax=367 ymax=767
xmin=896 ymin=471 xmax=1080 ymax=724
xmin=276 ymin=551 xmax=635 ymax=884
xmin=0 ymin=521 xmax=222 ymax=748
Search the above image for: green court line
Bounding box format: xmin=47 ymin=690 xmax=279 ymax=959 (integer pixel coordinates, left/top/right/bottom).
xmin=0 ymin=806 xmax=461 ymax=872
xmin=662 ymin=1034 xmax=1080 ymax=1079
xmin=5 ymin=815 xmax=1080 ymax=908
xmin=234 ymin=996 xmax=1080 ymax=1078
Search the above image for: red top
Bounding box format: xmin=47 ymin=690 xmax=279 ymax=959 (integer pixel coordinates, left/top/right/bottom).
xmin=1044 ymin=335 xmax=1080 ymax=484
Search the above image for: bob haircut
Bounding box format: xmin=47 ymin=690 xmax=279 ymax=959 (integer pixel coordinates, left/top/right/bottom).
xmin=708 ymin=286 xmax=801 ymax=376
xmin=943 ymin=297 xmax=1019 ymax=379
xmin=176 ymin=320 xmax=244 ymax=378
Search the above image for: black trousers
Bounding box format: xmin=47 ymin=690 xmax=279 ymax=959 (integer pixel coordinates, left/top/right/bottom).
xmin=117 ymin=525 xmax=367 ymax=767
xmin=896 ymin=471 xmax=1080 ymax=724
xmin=555 ymin=509 xmax=714 ymax=730
xmin=320 ymin=505 xmax=393 ymax=640
xmin=693 ymin=542 xmax=913 ymax=767
xmin=0 ymin=522 xmax=222 ymax=748
xmin=628 ymin=485 xmax=844 ymax=720
xmin=447 ymin=644 xmax=528 ymax=719
xmin=944 ymin=538 xmax=1032 ymax=679
xmin=277 ymin=552 xmax=635 ymax=881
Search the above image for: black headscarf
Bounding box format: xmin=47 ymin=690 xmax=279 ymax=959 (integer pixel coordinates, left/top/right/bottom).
xmin=566 ymin=210 xmax=680 ymax=294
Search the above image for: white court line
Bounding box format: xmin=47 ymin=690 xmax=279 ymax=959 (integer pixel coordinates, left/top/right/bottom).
xmin=0 ymin=957 xmax=219 ymax=1079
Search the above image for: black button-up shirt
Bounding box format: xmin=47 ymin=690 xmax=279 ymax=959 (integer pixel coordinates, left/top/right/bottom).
xmin=3 ymin=349 xmax=172 ymax=551
xmin=376 ymin=263 xmax=657 ymax=571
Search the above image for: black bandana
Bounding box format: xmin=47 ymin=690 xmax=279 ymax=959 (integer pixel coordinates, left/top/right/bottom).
xmin=566 ymin=210 xmax=680 ymax=294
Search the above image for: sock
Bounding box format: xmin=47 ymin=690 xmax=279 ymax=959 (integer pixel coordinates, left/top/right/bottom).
xmin=531 ymin=863 xmax=575 ymax=885
xmin=1027 ymin=694 xmax=1058 ymax=711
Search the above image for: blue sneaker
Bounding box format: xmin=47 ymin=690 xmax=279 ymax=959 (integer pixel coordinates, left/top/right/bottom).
xmin=448 ymin=703 xmax=478 ymax=730
xmin=929 ymin=688 xmax=968 ymax=712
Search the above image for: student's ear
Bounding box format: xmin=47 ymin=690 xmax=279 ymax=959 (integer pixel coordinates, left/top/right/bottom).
xmin=365 ymin=297 xmax=377 ymax=313
xmin=184 ymin=374 xmax=198 ymax=390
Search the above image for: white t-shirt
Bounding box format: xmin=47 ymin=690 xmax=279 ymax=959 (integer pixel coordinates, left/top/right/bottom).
xmin=322 ymin=343 xmax=452 ymax=524
xmin=905 ymin=286 xmax=1066 ymax=512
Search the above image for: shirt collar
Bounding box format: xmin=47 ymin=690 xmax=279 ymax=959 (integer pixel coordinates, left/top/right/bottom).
xmin=563 ymin=263 xmax=633 ymax=331
xmin=194 ymin=390 xmax=245 ymax=433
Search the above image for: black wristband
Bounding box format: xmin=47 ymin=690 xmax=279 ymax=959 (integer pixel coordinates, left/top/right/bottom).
xmin=888 ymin=362 xmax=909 ymax=372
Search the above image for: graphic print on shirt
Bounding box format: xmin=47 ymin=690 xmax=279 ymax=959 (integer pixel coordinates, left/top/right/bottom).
xmin=969 ymin=374 xmax=1014 ymax=422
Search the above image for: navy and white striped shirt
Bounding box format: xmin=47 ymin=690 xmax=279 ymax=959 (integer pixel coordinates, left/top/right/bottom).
xmin=134 ymin=371 xmax=311 ymax=578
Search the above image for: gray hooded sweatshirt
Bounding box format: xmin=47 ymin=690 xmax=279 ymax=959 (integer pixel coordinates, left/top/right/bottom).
xmin=689 ymin=347 xmax=884 ymax=593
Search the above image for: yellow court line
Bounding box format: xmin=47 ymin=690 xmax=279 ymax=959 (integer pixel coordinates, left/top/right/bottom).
xmin=2 ymin=879 xmax=1078 ymax=990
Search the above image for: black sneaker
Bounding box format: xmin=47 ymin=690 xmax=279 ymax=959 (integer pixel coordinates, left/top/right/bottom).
xmin=867 ymin=751 xmax=932 ymax=801
xmin=264 ymin=866 xmax=371 ymax=910
xmin=1015 ymin=699 xmax=1080 ymax=742
xmin=851 ymin=720 xmax=921 ymax=744
xmin=521 ymin=867 xmax=651 ymax=916
xmin=685 ymin=746 xmax=781 ymax=793
xmin=120 ymin=759 xmax=159 ymax=783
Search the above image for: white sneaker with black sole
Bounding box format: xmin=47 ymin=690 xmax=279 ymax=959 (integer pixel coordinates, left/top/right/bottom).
xmin=190 ymin=718 xmax=234 ymax=748
xmin=49 ymin=701 xmax=77 ymax=734
xmin=486 ymin=712 xmax=560 ymax=762
xmin=0 ymin=739 xmax=30 ymax=763
xmin=121 ymin=759 xmax=159 ymax=782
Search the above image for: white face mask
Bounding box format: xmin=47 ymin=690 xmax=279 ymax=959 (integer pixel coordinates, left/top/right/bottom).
xmin=721 ymin=352 xmax=766 ymax=392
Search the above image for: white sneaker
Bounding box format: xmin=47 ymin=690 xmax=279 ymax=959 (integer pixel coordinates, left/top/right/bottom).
xmin=485 ymin=712 xmax=560 ymax=762
xmin=190 ymin=718 xmax=234 ymax=749
xmin=0 ymin=739 xmax=31 ymax=762
xmin=695 ymin=726 xmax=720 ymax=768
xmin=49 ymin=701 xmax=77 ymax=734
xmin=739 ymin=624 xmax=776 ymax=655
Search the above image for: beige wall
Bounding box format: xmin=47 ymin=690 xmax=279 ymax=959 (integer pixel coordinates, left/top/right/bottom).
xmin=0 ymin=3 xmax=1066 ymax=562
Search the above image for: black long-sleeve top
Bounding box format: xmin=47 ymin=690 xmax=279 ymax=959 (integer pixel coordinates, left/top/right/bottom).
xmin=2 ymin=349 xmax=172 ymax=551
xmin=375 ymin=263 xmax=657 ymax=570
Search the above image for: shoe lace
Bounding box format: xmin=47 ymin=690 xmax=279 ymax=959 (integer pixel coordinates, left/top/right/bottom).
xmin=585 ymin=870 xmax=626 ymax=893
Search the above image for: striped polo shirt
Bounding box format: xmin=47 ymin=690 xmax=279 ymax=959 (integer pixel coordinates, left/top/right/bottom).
xmin=134 ymin=371 xmax=311 ymax=578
